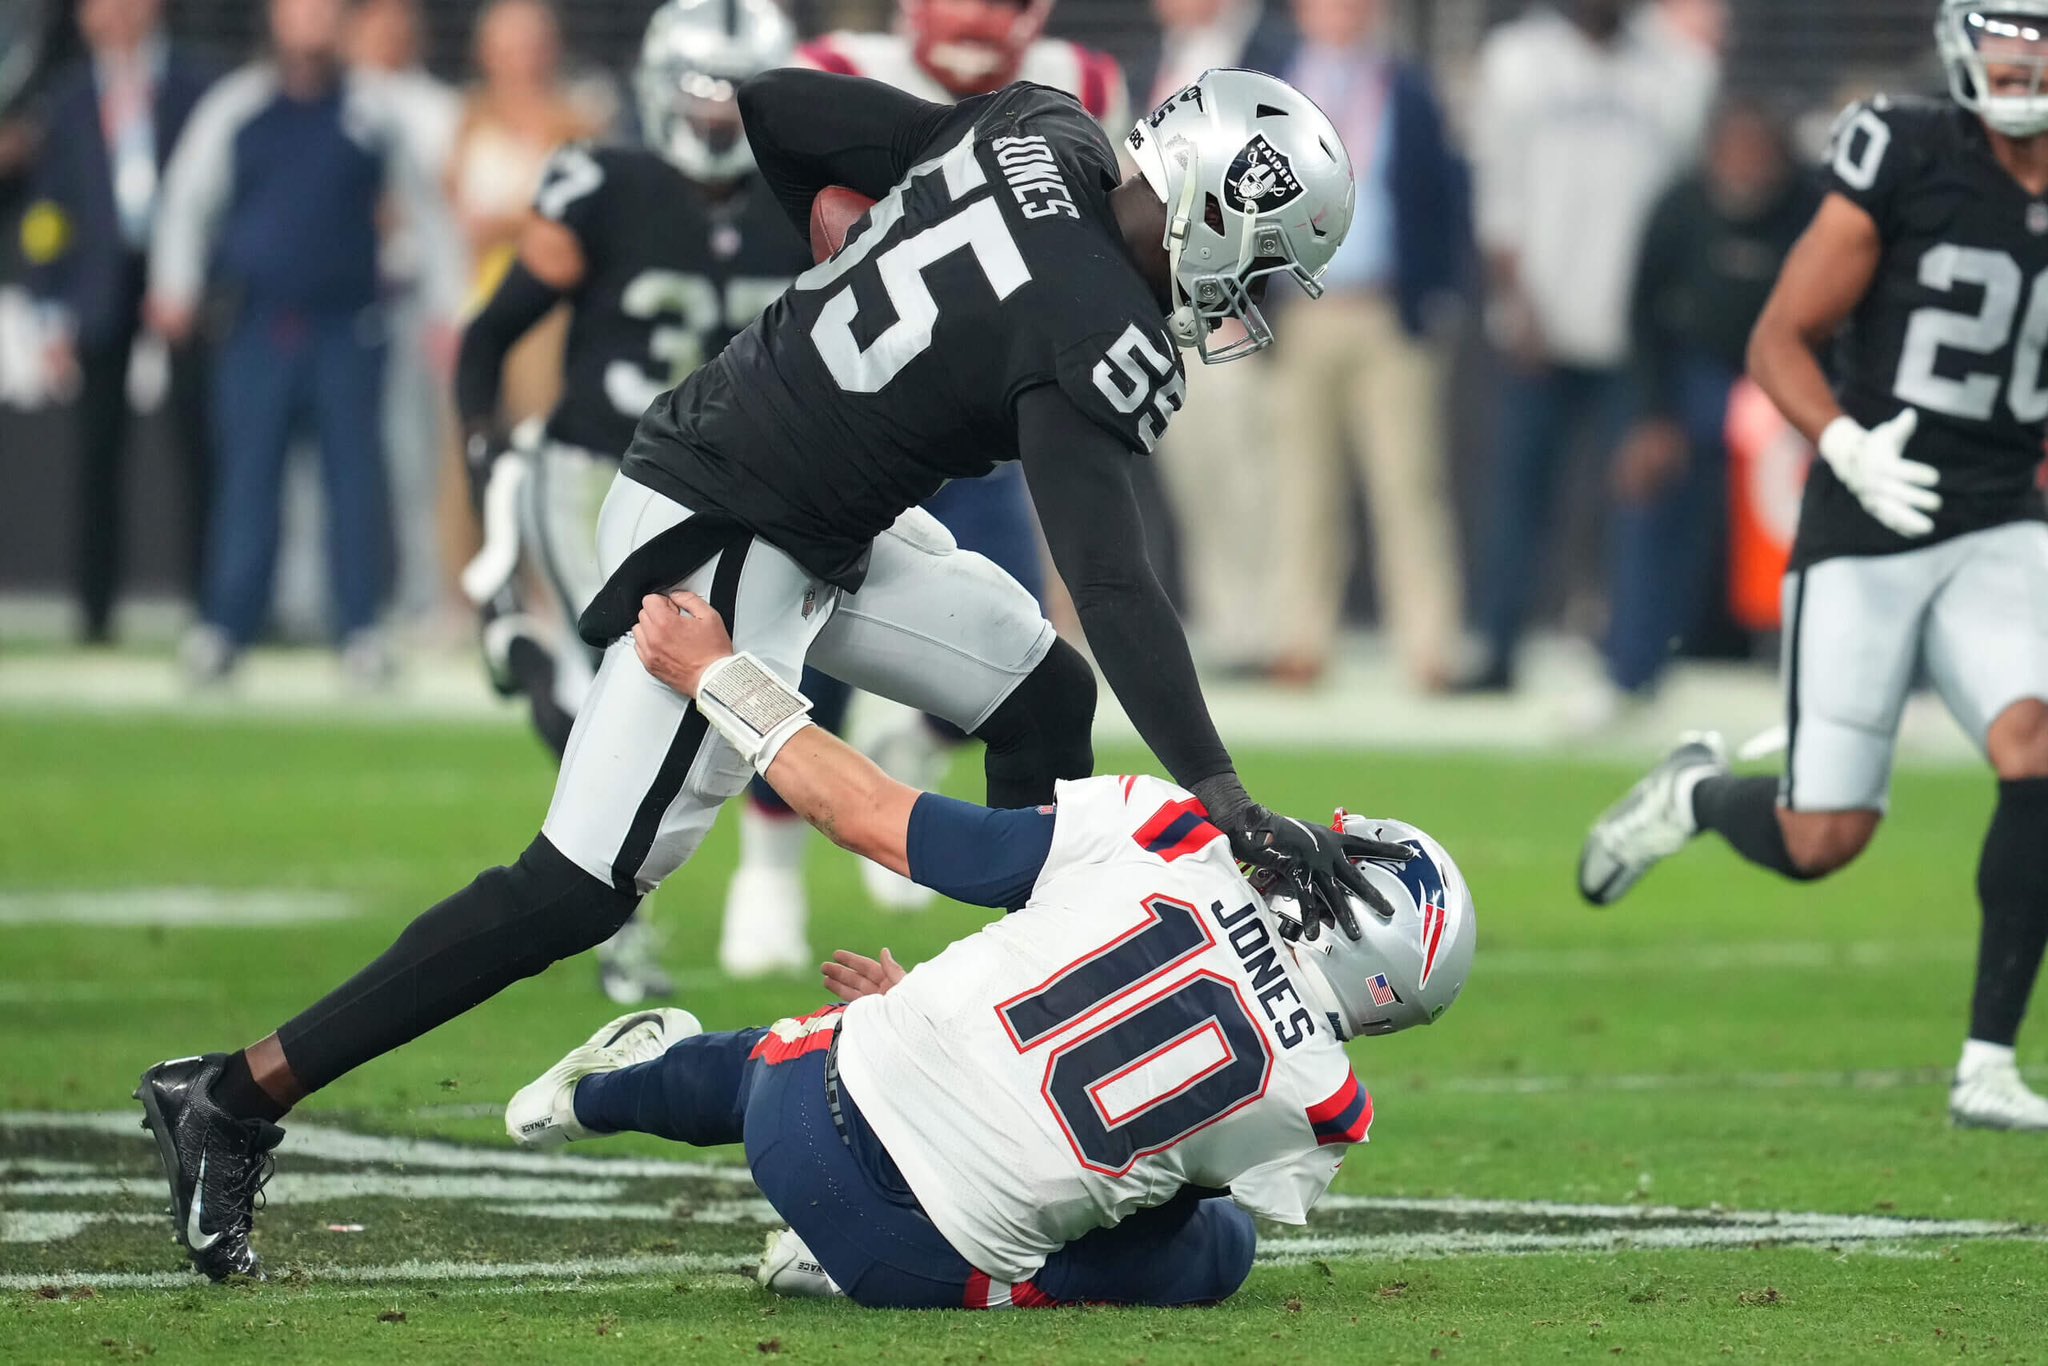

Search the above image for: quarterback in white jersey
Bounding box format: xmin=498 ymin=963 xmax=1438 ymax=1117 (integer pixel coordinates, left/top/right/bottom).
xmin=508 ymin=591 xmax=1477 ymax=1309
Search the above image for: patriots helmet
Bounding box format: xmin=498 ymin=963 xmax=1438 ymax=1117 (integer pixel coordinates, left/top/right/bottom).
xmin=1268 ymin=814 xmax=1476 ymax=1040
xmin=902 ymin=0 xmax=1054 ymax=97
xmin=636 ymin=0 xmax=794 ymax=183
xmin=1939 ymin=0 xmax=2048 ymax=137
xmin=1126 ymin=68 xmax=1356 ymax=363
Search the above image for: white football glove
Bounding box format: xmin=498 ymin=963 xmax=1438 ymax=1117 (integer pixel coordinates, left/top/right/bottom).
xmin=1817 ymin=408 xmax=1941 ymax=538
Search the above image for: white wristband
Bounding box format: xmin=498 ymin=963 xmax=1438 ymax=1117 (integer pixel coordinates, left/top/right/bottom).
xmin=696 ymin=652 xmax=815 ymax=774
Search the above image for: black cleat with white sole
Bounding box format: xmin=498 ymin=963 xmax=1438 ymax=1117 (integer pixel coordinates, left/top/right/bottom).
xmin=133 ymin=1054 xmax=284 ymax=1281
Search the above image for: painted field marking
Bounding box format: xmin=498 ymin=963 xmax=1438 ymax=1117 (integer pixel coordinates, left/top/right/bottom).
xmin=0 ymin=1253 xmax=746 ymax=1293
xmin=5 ymin=1109 xmax=2040 ymax=1296
xmin=0 ymin=889 xmax=356 ymax=927
xmin=0 ymin=981 xmax=211 ymax=1005
xmin=1405 ymin=1063 xmax=2048 ymax=1098
xmin=1476 ymin=940 xmax=1971 ymax=976
xmin=0 ymin=1112 xmax=756 ymax=1184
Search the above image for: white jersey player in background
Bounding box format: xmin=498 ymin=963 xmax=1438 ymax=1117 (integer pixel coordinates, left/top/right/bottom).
xmin=716 ymin=0 xmax=1131 ymax=979
xmin=507 ymin=588 xmax=1476 ymax=1308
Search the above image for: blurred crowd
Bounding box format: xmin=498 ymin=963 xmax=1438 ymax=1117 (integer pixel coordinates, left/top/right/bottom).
xmin=0 ymin=0 xmax=1864 ymax=713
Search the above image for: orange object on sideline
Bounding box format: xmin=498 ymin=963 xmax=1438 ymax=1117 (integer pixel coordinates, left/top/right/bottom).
xmin=1724 ymin=377 xmax=1813 ymax=632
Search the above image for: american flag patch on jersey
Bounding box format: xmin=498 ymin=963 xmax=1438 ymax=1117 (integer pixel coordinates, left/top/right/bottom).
xmin=1367 ymin=973 xmax=1396 ymax=1007
xmin=1306 ymin=1072 xmax=1373 ymax=1147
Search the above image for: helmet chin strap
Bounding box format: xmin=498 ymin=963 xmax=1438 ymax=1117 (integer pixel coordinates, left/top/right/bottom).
xmin=1163 ymin=146 xmax=1204 ymax=350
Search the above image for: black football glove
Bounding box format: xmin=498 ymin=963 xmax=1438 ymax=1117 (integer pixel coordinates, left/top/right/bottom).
xmin=1220 ymin=804 xmax=1415 ymax=942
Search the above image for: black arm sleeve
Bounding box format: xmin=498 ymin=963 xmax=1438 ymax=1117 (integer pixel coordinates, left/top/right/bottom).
xmin=737 ymin=68 xmax=964 ymax=245
xmin=454 ymin=261 xmax=565 ymax=437
xmin=1016 ymin=384 xmax=1235 ymax=792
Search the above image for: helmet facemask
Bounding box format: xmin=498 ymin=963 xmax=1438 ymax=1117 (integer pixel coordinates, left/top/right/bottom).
xmin=1130 ymin=70 xmax=1355 ymax=366
xmin=640 ymin=63 xmax=750 ymax=182
xmin=1256 ymin=813 xmax=1474 ymax=1042
xmin=1940 ymin=1 xmax=2048 ymax=138
xmin=636 ymin=0 xmax=794 ymax=184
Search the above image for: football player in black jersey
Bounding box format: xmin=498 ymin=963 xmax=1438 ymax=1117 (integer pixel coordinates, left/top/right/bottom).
xmin=1582 ymin=1 xmax=2048 ymax=1131
xmin=453 ymin=0 xmax=815 ymax=1004
xmin=135 ymin=65 xmax=1396 ymax=1280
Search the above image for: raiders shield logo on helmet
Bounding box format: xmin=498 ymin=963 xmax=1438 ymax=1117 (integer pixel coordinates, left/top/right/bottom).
xmin=1223 ymin=133 xmax=1304 ymax=216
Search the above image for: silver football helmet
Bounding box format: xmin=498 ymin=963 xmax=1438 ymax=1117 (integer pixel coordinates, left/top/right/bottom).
xmin=1939 ymin=1 xmax=2048 ymax=137
xmin=636 ymin=0 xmax=795 ymax=183
xmin=1269 ymin=815 xmax=1475 ymax=1040
xmin=1125 ymin=68 xmax=1355 ymax=364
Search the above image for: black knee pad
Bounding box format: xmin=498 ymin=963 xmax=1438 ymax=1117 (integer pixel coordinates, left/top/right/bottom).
xmin=973 ymin=637 xmax=1097 ymax=807
xmin=975 ymin=636 xmax=1096 ymax=765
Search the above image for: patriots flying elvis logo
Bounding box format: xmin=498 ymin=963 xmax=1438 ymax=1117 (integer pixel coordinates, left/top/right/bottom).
xmin=1374 ymin=840 xmax=1449 ymax=988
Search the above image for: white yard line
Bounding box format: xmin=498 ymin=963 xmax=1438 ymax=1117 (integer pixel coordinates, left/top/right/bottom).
xmin=0 ymin=889 xmax=356 ymax=927
xmin=0 ymin=981 xmax=211 ymax=1004
xmin=0 ymin=1252 xmax=748 ymax=1293
xmin=5 ymin=1111 xmax=2039 ymax=1293
xmin=0 ymin=1112 xmax=757 ymax=1184
xmin=1475 ymin=940 xmax=1972 ymax=975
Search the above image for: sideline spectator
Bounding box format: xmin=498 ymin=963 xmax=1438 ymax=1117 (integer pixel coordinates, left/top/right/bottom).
xmin=1127 ymin=0 xmax=1294 ymax=674
xmin=151 ymin=0 xmax=460 ymax=685
xmin=19 ymin=0 xmax=214 ymax=642
xmin=348 ymin=0 xmax=463 ymax=631
xmin=438 ymin=0 xmax=600 ymax=589
xmin=1463 ymin=0 xmax=1716 ymax=695
xmin=1263 ymin=0 xmax=1471 ymax=692
xmin=446 ymin=0 xmax=597 ymax=425
xmin=1608 ymin=98 xmax=1816 ymax=694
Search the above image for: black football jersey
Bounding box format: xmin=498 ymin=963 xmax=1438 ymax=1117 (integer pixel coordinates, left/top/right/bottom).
xmin=622 ymin=82 xmax=1187 ymax=589
xmin=1801 ymin=96 xmax=2048 ymax=568
xmin=533 ymin=143 xmax=811 ymax=456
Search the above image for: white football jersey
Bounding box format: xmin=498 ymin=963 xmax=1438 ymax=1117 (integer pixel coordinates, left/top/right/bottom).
xmin=836 ymin=775 xmax=1371 ymax=1284
xmin=798 ymin=30 xmax=1131 ymax=138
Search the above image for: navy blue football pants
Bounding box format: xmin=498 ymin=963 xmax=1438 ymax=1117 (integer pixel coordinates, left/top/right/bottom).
xmin=205 ymin=305 xmax=389 ymax=644
xmin=572 ymin=1019 xmax=1256 ymax=1309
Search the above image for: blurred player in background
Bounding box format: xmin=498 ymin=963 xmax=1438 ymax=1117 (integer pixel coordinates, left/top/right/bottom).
xmin=454 ymin=0 xmax=807 ymax=1002
xmin=1582 ymin=1 xmax=2048 ymax=1131
xmin=714 ymin=0 xmax=1132 ymax=979
xmin=504 ymin=587 xmax=1474 ymax=1309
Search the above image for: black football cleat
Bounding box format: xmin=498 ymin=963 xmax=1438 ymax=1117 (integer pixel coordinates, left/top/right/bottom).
xmin=133 ymin=1054 xmax=284 ymax=1281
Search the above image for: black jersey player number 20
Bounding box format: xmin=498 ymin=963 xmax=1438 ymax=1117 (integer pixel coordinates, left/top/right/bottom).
xmin=1836 ymin=104 xmax=2048 ymax=425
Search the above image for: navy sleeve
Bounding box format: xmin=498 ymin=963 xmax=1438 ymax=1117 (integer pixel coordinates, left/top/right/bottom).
xmin=905 ymin=793 xmax=1056 ymax=910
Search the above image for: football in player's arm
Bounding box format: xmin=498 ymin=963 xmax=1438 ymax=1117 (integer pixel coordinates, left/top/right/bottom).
xmin=1581 ymin=2 xmax=2048 ymax=1132
xmin=496 ymin=587 xmax=1476 ymax=1309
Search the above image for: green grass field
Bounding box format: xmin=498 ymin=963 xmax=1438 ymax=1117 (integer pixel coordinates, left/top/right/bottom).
xmin=2 ymin=713 xmax=2045 ymax=1363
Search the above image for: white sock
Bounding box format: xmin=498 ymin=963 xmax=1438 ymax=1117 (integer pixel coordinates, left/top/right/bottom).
xmin=1959 ymin=1038 xmax=2016 ymax=1080
xmin=739 ymin=799 xmax=809 ymax=874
